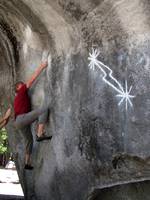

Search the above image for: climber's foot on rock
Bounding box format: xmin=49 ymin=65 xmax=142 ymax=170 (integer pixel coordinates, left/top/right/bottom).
xmin=36 ymin=135 xmax=52 ymax=142
xmin=24 ymin=164 xmax=34 ymax=170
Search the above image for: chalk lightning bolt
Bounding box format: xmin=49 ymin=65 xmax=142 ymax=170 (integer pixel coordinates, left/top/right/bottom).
xmin=88 ymin=48 xmax=135 ymax=110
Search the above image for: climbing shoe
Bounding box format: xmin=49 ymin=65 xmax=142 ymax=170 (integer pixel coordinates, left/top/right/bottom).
xmin=24 ymin=164 xmax=34 ymax=170
xmin=36 ymin=135 xmax=52 ymax=142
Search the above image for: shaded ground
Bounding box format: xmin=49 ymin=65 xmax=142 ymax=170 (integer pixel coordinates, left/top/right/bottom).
xmin=0 ymin=195 xmax=24 ymax=200
xmin=0 ymin=168 xmax=24 ymax=199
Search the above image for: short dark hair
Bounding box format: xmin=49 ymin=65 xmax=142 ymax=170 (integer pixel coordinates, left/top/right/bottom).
xmin=15 ymin=81 xmax=24 ymax=87
xmin=15 ymin=81 xmax=24 ymax=91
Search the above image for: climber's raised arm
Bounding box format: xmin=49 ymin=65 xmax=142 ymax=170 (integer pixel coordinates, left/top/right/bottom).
xmin=26 ymin=61 xmax=48 ymax=89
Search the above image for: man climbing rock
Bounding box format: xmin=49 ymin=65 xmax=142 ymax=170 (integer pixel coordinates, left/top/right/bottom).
xmin=4 ymin=61 xmax=52 ymax=170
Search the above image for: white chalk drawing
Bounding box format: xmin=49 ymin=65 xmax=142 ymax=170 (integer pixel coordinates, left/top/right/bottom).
xmin=88 ymin=48 xmax=135 ymax=110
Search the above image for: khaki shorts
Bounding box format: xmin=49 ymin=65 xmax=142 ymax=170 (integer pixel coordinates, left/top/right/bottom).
xmin=14 ymin=106 xmax=49 ymax=154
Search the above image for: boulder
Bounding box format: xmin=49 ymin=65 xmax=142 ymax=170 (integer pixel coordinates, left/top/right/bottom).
xmin=0 ymin=0 xmax=149 ymax=199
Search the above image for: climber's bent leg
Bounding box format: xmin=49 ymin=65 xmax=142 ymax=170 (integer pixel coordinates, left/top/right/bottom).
xmin=14 ymin=106 xmax=48 ymax=128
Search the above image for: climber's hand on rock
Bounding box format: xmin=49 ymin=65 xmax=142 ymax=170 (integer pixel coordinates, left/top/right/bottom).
xmin=40 ymin=61 xmax=48 ymax=69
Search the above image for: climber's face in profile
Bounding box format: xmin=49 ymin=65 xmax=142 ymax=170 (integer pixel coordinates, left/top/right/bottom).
xmin=15 ymin=82 xmax=24 ymax=93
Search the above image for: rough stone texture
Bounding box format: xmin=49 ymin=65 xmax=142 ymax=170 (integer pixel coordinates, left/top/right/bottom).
xmin=90 ymin=180 xmax=150 ymax=200
xmin=0 ymin=0 xmax=150 ymax=199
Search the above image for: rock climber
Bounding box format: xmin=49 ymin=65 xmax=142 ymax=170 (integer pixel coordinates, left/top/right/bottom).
xmin=2 ymin=61 xmax=52 ymax=170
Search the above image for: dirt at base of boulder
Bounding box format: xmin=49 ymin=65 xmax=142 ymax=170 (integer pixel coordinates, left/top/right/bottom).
xmin=0 ymin=195 xmax=24 ymax=200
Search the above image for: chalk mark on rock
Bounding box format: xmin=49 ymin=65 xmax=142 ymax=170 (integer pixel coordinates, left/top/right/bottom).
xmin=88 ymin=48 xmax=135 ymax=111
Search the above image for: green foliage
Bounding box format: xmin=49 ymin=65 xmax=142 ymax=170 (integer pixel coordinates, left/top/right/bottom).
xmin=0 ymin=128 xmax=8 ymax=154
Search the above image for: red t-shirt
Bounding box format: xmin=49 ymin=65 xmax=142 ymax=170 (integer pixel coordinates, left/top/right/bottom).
xmin=14 ymin=84 xmax=31 ymax=118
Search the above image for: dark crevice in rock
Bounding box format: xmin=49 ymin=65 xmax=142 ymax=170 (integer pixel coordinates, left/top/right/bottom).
xmin=112 ymin=153 xmax=150 ymax=170
xmin=0 ymin=20 xmax=19 ymax=64
xmin=88 ymin=180 xmax=150 ymax=200
xmin=58 ymin=0 xmax=87 ymax=21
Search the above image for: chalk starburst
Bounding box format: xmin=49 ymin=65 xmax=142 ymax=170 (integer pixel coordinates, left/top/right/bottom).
xmin=88 ymin=48 xmax=100 ymax=70
xmin=88 ymin=48 xmax=135 ymax=111
xmin=116 ymin=81 xmax=135 ymax=111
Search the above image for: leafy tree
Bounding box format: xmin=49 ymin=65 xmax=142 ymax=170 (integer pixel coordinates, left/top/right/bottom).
xmin=0 ymin=128 xmax=8 ymax=154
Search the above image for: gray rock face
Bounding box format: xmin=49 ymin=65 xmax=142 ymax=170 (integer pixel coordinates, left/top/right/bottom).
xmin=0 ymin=0 xmax=150 ymax=199
xmin=91 ymin=180 xmax=150 ymax=200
